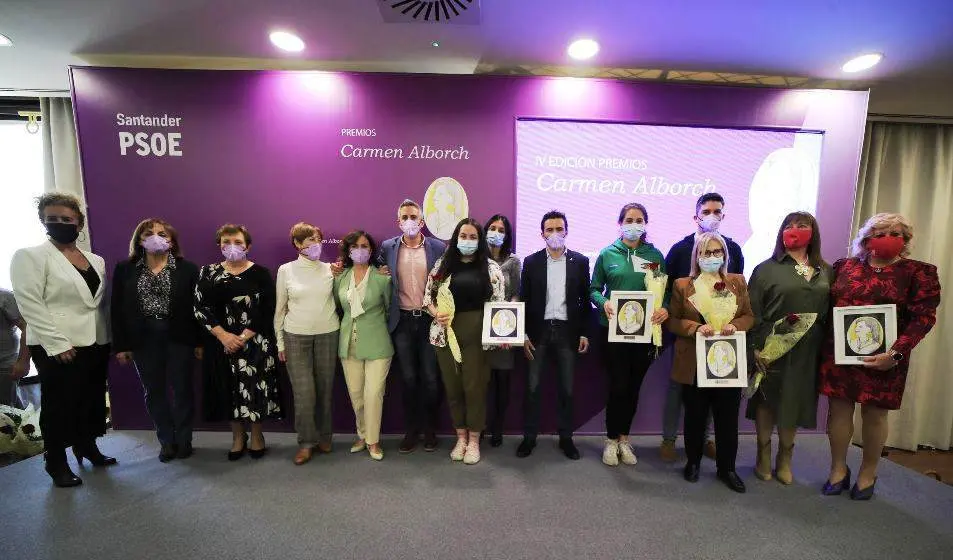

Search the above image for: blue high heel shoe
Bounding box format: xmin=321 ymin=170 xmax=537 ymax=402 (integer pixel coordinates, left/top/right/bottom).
xmin=850 ymin=478 xmax=877 ymax=501
xmin=821 ymin=467 xmax=851 ymax=496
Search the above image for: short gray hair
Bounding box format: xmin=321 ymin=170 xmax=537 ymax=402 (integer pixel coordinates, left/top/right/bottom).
xmin=397 ymin=199 xmax=421 ymax=217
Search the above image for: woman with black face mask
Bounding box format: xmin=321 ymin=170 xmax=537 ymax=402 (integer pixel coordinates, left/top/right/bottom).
xmin=10 ymin=193 xmax=113 ymax=488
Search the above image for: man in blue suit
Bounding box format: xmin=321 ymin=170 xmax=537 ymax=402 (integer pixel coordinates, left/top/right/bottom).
xmin=378 ymin=199 xmax=446 ymax=453
xmin=516 ymin=210 xmax=591 ymax=460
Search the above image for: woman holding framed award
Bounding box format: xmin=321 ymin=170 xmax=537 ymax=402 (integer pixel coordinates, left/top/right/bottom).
xmin=666 ymin=232 xmax=754 ymax=493
xmin=819 ymin=213 xmax=940 ymax=500
xmin=744 ymin=212 xmax=832 ymax=485
xmin=590 ymin=203 xmax=669 ymax=468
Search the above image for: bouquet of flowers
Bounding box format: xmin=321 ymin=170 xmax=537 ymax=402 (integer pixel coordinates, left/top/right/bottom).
xmin=435 ymin=275 xmax=462 ymax=363
xmin=745 ymin=312 xmax=818 ymax=398
xmin=641 ymin=262 xmax=668 ymax=350
xmin=691 ymin=281 xmax=738 ymax=331
xmin=0 ymin=404 xmax=44 ymax=457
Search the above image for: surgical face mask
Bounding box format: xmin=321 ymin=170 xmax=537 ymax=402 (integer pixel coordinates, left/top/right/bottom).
xmin=620 ymin=222 xmax=645 ymax=241
xmin=349 ymin=247 xmax=371 ymax=265
xmin=222 ymin=244 xmax=247 ymax=262
xmin=400 ymin=219 xmax=421 ymax=237
xmin=45 ymin=222 xmax=79 ymax=245
xmin=698 ymin=215 xmax=721 ymax=232
xmin=457 ymin=239 xmax=479 ymax=256
xmin=545 ymin=232 xmax=566 ymax=250
xmin=698 ymin=256 xmax=724 ymax=274
xmin=301 ymin=243 xmax=323 ymax=261
xmin=141 ymin=234 xmax=171 ymax=254
xmin=486 ymin=230 xmax=505 ymax=247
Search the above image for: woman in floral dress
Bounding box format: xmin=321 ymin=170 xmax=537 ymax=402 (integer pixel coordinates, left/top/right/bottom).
xmin=820 ymin=213 xmax=940 ymax=500
xmin=194 ymin=224 xmax=282 ymax=460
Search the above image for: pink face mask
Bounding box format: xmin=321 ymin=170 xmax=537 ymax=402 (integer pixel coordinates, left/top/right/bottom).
xmin=545 ymin=232 xmax=566 ymax=250
xmin=141 ymin=234 xmax=171 ymax=254
xmin=222 ymin=244 xmax=247 ymax=262
xmin=301 ymin=244 xmax=323 ymax=261
xmin=350 ymin=247 xmax=371 ymax=265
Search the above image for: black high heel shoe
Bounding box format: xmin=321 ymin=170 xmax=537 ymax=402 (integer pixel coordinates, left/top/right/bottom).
xmin=249 ymin=435 xmax=267 ymax=460
xmin=45 ymin=453 xmax=83 ymax=488
xmin=73 ymin=443 xmax=118 ymax=467
xmin=821 ymin=467 xmax=851 ymax=496
xmin=228 ymin=433 xmax=249 ymax=461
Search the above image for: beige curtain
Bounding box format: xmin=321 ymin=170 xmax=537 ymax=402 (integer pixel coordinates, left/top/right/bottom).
xmin=852 ymin=121 xmax=953 ymax=450
xmin=40 ymin=97 xmax=91 ymax=251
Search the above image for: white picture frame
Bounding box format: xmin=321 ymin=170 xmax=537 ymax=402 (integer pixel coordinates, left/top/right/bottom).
xmin=695 ymin=332 xmax=748 ymax=388
xmin=607 ymin=291 xmax=655 ymax=344
xmin=833 ymin=304 xmax=897 ymax=365
xmin=481 ymin=302 xmax=526 ymax=345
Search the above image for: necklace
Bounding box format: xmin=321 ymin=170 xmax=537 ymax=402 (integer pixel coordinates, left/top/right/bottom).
xmin=791 ymin=256 xmax=812 ymax=278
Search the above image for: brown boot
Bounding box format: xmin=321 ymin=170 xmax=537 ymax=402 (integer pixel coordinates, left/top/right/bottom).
xmin=754 ymin=439 xmax=773 ymax=481
xmin=775 ymin=444 xmax=794 ymax=485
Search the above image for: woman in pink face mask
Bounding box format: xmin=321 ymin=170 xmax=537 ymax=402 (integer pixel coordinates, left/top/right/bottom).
xmin=819 ymin=213 xmax=940 ymax=500
xmin=274 ymin=223 xmax=340 ymax=465
xmin=112 ymin=218 xmax=202 ymax=464
xmin=194 ymin=224 xmax=282 ymax=461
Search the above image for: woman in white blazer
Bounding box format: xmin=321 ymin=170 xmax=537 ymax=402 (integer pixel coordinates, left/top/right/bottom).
xmin=10 ymin=193 xmax=113 ymax=488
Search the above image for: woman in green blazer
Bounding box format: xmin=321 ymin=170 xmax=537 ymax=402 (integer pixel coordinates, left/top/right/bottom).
xmin=333 ymin=230 xmax=394 ymax=461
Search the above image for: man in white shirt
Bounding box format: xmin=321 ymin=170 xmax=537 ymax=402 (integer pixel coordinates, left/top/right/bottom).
xmin=517 ymin=211 xmax=591 ymax=460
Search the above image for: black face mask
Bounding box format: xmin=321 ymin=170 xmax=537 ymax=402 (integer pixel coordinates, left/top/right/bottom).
xmin=46 ymin=222 xmax=80 ymax=245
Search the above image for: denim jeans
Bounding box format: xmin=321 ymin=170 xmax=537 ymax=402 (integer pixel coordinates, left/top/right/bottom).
xmin=392 ymin=311 xmax=441 ymax=434
xmin=524 ymin=321 xmax=577 ymax=440
xmin=662 ymin=378 xmax=711 ymax=443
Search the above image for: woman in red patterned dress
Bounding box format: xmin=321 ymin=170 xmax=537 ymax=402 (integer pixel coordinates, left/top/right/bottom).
xmin=820 ymin=213 xmax=941 ymax=500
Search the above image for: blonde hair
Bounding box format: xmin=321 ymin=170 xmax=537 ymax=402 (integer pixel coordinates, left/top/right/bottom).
xmin=690 ymin=232 xmax=730 ymax=279
xmin=851 ymin=213 xmax=913 ymax=259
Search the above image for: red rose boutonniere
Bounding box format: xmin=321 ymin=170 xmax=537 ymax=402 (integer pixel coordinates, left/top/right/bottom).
xmin=785 ymin=313 xmax=801 ymax=325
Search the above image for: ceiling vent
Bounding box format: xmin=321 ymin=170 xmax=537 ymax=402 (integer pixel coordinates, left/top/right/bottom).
xmin=378 ymin=0 xmax=481 ymax=24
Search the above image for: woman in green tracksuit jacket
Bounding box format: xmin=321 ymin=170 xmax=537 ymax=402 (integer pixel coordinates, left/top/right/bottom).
xmin=590 ymin=202 xmax=669 ymax=468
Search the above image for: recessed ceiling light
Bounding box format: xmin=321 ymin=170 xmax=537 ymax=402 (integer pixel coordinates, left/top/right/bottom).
xmin=567 ymin=38 xmax=599 ymax=60
xmin=0 ymin=34 xmax=12 ymax=47
xmin=270 ymin=31 xmax=305 ymax=53
xmin=431 ymin=40 xmax=440 ymax=48
xmin=842 ymin=53 xmax=883 ymax=73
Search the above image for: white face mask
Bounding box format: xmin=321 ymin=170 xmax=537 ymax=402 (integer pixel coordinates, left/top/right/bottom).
xmin=620 ymin=223 xmax=645 ymax=241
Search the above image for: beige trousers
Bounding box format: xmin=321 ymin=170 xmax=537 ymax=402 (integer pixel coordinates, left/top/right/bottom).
xmin=341 ymin=329 xmax=391 ymax=445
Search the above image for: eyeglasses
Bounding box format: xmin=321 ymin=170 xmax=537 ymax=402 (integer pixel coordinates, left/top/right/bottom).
xmin=701 ymin=249 xmax=725 ymax=258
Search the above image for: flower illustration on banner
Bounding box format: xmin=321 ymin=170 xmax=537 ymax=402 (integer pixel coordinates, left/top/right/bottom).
xmin=423 ymin=177 xmax=469 ymax=240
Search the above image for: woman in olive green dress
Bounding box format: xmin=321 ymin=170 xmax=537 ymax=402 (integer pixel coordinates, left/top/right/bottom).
xmin=745 ymin=212 xmax=831 ymax=484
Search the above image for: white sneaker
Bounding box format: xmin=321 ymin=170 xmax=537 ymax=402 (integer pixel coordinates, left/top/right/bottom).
xmin=450 ymin=438 xmax=467 ymax=461
xmin=463 ymin=443 xmax=481 ymax=465
xmin=619 ymin=441 xmax=638 ymax=465
xmin=602 ymin=439 xmax=620 ymax=466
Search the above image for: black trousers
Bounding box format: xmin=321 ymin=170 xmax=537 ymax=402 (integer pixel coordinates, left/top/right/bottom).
xmin=30 ymin=344 xmax=110 ymax=452
xmin=604 ymin=339 xmax=654 ymax=440
xmin=488 ymin=369 xmax=510 ymax=436
xmin=682 ymin=383 xmax=741 ymax=472
xmin=133 ymin=318 xmax=195 ymax=447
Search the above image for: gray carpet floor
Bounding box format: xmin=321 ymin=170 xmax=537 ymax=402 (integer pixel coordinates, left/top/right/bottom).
xmin=1 ymin=431 xmax=952 ymax=560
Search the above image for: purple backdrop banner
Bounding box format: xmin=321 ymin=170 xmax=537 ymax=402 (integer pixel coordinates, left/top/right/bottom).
xmin=69 ymin=67 xmax=868 ymax=435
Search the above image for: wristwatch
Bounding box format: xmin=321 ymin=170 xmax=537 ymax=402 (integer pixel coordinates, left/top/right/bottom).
xmin=889 ymin=350 xmax=904 ymax=362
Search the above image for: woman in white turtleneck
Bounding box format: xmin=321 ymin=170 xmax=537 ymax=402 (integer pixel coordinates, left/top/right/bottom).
xmin=275 ymin=223 xmax=340 ymax=465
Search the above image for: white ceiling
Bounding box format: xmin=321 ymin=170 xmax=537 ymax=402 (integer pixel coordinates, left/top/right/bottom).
xmin=2 ymin=0 xmax=953 ymax=95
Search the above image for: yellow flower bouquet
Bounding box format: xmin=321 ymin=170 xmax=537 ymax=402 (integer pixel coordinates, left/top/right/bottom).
xmin=745 ymin=312 xmax=818 ymax=398
xmin=641 ymin=262 xmax=668 ymax=349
